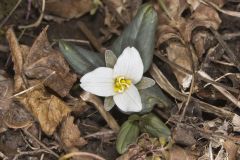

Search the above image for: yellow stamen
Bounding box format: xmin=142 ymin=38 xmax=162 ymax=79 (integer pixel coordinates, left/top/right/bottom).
xmin=114 ymin=76 xmax=132 ymax=93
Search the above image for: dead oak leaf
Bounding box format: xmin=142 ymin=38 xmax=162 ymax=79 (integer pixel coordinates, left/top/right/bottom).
xmin=6 ymin=28 xmax=26 ymax=92
xmin=166 ymin=42 xmax=198 ymax=89
xmin=3 ymin=102 xmax=33 ymax=129
xmin=45 ymin=0 xmax=93 ymax=19
xmin=18 ymin=86 xmax=70 ymax=135
xmin=60 ymin=116 xmax=87 ymax=149
xmin=0 ymin=70 xmax=13 ymax=111
xmin=24 ymin=26 xmax=77 ymax=97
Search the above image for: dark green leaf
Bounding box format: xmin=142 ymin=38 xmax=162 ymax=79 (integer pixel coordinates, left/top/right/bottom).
xmin=116 ymin=118 xmax=140 ymax=154
xmin=140 ymin=113 xmax=171 ymax=139
xmin=139 ymin=85 xmax=173 ymax=113
xmin=111 ymin=3 xmax=158 ymax=72
xmin=59 ymin=41 xmax=105 ymax=75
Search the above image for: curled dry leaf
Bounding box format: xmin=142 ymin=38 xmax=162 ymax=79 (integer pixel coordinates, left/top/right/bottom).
xmin=172 ymin=126 xmax=196 ymax=146
xmin=168 ymin=145 xmax=196 ymax=160
xmin=166 ymin=42 xmax=197 ymax=89
xmin=102 ymin=0 xmax=142 ymax=37
xmin=18 ymin=86 xmax=70 ymax=135
xmin=3 ymin=102 xmax=33 ymax=129
xmin=156 ymin=0 xmax=225 ymax=89
xmin=60 ymin=116 xmax=87 ymax=149
xmin=45 ymin=0 xmax=94 ymax=19
xmin=0 ymin=70 xmax=13 ymax=111
xmin=6 ymin=28 xmax=26 ymax=92
xmin=0 ymin=71 xmax=14 ymax=133
xmin=24 ymin=26 xmax=77 ymax=97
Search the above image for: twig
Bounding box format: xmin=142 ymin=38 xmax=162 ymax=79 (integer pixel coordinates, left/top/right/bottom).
xmin=22 ymin=128 xmax=59 ymax=158
xmin=211 ymin=59 xmax=235 ymax=67
xmin=80 ymin=92 xmax=120 ymax=132
xmin=78 ymin=21 xmax=105 ymax=53
xmin=84 ymin=130 xmax=115 ymax=139
xmin=18 ymin=0 xmax=45 ymax=29
xmin=223 ymin=32 xmax=240 ymax=40
xmin=210 ymin=27 xmax=240 ymax=71
xmin=0 ymin=71 xmax=55 ymax=103
xmin=204 ymin=73 xmax=235 ymax=88
xmin=178 ymin=42 xmax=196 ymax=121
xmin=0 ymin=0 xmax=22 ymax=29
xmin=59 ymin=151 xmax=106 ymax=160
xmin=13 ymin=149 xmax=51 ymax=160
xmin=0 ymin=151 xmax=8 ymax=160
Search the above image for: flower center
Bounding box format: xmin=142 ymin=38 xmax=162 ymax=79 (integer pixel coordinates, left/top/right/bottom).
xmin=114 ymin=76 xmax=132 ymax=93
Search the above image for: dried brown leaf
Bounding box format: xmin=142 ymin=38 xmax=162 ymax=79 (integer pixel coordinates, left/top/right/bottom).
xmin=187 ymin=0 xmax=200 ymax=10
xmin=18 ymin=86 xmax=70 ymax=135
xmin=0 ymin=70 xmax=13 ymax=111
xmin=116 ymin=147 xmax=141 ymax=160
xmin=102 ymin=0 xmax=141 ymax=37
xmin=60 ymin=116 xmax=87 ymax=149
xmin=6 ymin=28 xmax=26 ymax=92
xmin=166 ymin=42 xmax=197 ymax=89
xmin=172 ymin=126 xmax=196 ymax=146
xmin=3 ymin=102 xmax=33 ymax=129
xmin=45 ymin=0 xmax=93 ymax=19
xmin=223 ymin=140 xmax=238 ymax=160
xmin=168 ymin=146 xmax=196 ymax=160
xmin=24 ymin=26 xmax=77 ymax=97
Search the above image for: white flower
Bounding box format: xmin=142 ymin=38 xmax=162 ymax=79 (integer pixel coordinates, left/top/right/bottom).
xmin=80 ymin=47 xmax=144 ymax=112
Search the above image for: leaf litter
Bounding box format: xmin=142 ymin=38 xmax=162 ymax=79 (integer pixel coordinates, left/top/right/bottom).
xmin=0 ymin=0 xmax=240 ymax=159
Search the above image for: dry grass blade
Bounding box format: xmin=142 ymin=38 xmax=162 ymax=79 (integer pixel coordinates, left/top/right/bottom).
xmin=150 ymin=63 xmax=235 ymax=119
xmin=78 ymin=21 xmax=105 ymax=54
xmin=0 ymin=0 xmax=22 ymax=29
xmin=80 ymin=92 xmax=120 ymax=132
xmin=155 ymin=52 xmax=240 ymax=94
xmin=18 ymin=0 xmax=45 ymax=29
xmin=210 ymin=28 xmax=240 ymax=70
xmin=201 ymin=0 xmax=240 ymax=18
xmin=22 ymin=128 xmax=59 ymax=158
xmin=198 ymin=70 xmax=240 ymax=108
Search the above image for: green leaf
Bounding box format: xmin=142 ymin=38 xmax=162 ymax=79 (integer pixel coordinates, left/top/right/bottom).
xmin=139 ymin=85 xmax=173 ymax=113
xmin=59 ymin=41 xmax=105 ymax=75
xmin=140 ymin=113 xmax=171 ymax=139
xmin=116 ymin=118 xmax=140 ymax=154
xmin=111 ymin=3 xmax=158 ymax=72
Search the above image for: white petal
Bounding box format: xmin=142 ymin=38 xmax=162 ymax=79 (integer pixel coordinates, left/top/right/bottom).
xmin=113 ymin=85 xmax=142 ymax=112
xmin=80 ymin=67 xmax=115 ymax=97
xmin=113 ymin=47 xmax=144 ymax=84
